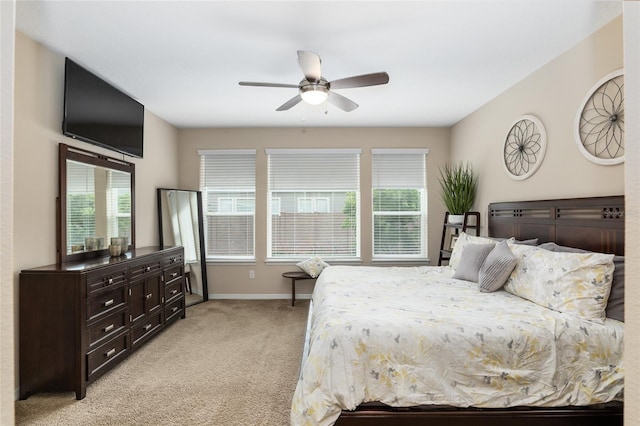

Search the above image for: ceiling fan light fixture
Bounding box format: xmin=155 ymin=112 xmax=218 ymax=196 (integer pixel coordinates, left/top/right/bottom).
xmin=300 ymin=82 xmax=329 ymax=105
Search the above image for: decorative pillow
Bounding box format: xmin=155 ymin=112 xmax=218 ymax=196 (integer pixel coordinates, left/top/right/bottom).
xmin=452 ymin=244 xmax=494 ymax=282
xmin=296 ymin=256 xmax=330 ymax=278
xmin=478 ymin=241 xmax=518 ymax=293
xmin=607 ymin=256 xmax=625 ymax=322
xmin=449 ymin=233 xmax=499 ymax=269
xmin=538 ymin=242 xmax=624 ymax=322
xmin=504 ymin=244 xmax=615 ymax=323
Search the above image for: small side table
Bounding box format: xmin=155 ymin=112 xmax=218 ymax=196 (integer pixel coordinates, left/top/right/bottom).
xmin=282 ymin=271 xmax=315 ymax=306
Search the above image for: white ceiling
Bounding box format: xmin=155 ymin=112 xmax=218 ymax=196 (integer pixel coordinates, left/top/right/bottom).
xmin=16 ymin=0 xmax=622 ymax=128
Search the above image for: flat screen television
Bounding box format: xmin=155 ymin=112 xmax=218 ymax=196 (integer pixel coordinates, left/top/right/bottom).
xmin=62 ymin=57 xmax=144 ymax=158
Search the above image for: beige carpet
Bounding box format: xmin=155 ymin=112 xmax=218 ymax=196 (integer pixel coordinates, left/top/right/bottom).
xmin=15 ymin=299 xmax=310 ymax=426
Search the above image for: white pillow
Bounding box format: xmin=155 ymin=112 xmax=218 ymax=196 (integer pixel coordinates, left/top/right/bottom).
xmin=449 ymin=232 xmax=500 ymax=269
xmin=504 ymin=243 xmax=615 ymax=323
xmin=296 ymin=256 xmax=330 ymax=278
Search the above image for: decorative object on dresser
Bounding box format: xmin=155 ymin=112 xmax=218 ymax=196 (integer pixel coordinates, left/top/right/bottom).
xmin=575 ymin=69 xmax=624 ymax=165
xmin=19 ymin=246 xmax=186 ymax=400
xmin=503 ymin=114 xmax=547 ymax=180
xmin=157 ymin=188 xmax=209 ymax=306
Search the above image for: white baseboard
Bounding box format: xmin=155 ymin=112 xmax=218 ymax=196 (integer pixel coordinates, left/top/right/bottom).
xmin=208 ymin=293 xmax=312 ymax=300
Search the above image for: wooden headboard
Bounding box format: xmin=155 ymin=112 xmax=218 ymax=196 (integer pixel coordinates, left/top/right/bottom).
xmin=488 ymin=195 xmax=624 ymax=256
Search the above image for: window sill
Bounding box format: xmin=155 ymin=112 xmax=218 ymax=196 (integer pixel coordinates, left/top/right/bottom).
xmin=371 ymin=258 xmax=431 ymax=266
xmin=265 ymin=258 xmax=362 ymax=266
xmin=206 ymin=259 xmax=256 ymax=266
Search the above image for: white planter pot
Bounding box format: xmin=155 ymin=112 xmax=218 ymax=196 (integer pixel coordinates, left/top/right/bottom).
xmin=448 ymin=214 xmax=465 ymax=224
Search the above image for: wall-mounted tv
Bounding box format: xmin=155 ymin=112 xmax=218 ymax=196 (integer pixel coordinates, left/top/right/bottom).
xmin=62 ymin=58 xmax=144 ymax=158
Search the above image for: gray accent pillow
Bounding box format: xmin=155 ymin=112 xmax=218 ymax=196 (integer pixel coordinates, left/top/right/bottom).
xmin=452 ymin=244 xmax=495 ymax=282
xmin=478 ymin=241 xmax=518 ymax=293
xmin=538 ymin=242 xmax=624 ymax=322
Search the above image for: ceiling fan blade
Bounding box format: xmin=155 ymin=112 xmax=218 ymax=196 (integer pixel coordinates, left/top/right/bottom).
xmin=328 ymin=91 xmax=358 ymax=112
xmin=276 ymin=94 xmax=303 ymax=111
xmin=297 ymin=50 xmax=322 ymax=82
xmin=239 ymin=81 xmax=299 ymax=88
xmin=329 ymin=72 xmax=389 ymax=90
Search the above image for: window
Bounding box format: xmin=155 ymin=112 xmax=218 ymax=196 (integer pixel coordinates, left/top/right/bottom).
xmin=199 ymin=150 xmax=256 ymax=260
xmin=267 ymin=149 xmax=360 ymax=260
xmin=297 ymin=197 xmax=330 ymax=213
xmin=371 ymin=149 xmax=429 ymax=259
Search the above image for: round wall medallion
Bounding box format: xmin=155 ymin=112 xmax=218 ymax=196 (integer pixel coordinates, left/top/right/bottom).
xmin=503 ymin=115 xmax=547 ymax=181
xmin=575 ymin=69 xmax=624 ymax=165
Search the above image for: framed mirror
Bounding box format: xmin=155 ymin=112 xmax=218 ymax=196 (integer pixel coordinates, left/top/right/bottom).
xmin=58 ymin=143 xmax=135 ymax=264
xmin=157 ymin=188 xmax=209 ymax=306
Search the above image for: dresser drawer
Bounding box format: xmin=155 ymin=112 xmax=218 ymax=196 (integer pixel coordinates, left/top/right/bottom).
xmin=164 ymin=278 xmax=183 ymax=303
xmin=163 ymin=251 xmax=183 ymax=268
xmin=165 ymin=296 xmax=184 ymax=324
xmin=87 ymin=308 xmax=128 ymax=349
xmin=86 ymin=266 xmax=127 ymax=294
xmin=87 ymin=285 xmax=127 ymax=323
xmin=129 ymin=259 xmax=162 ymax=282
xmin=131 ymin=311 xmax=163 ymax=348
xmin=86 ymin=331 xmax=128 ymax=381
xmin=164 ymin=264 xmax=183 ymax=285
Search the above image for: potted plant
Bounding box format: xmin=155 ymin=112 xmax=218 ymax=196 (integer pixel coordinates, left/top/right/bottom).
xmin=438 ymin=162 xmax=478 ymax=224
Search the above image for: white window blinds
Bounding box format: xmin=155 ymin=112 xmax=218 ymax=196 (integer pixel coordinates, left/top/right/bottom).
xmin=199 ymin=150 xmax=256 ymax=260
xmin=66 ymin=160 xmax=96 ymax=252
xmin=266 ymin=149 xmax=361 ymax=259
xmin=371 ymin=149 xmax=428 ymax=259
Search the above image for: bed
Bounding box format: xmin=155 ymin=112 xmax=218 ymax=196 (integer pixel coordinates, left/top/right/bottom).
xmin=291 ymin=196 xmax=624 ymax=426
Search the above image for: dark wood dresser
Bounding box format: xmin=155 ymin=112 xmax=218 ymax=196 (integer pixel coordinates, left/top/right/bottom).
xmin=19 ymin=246 xmax=186 ymax=400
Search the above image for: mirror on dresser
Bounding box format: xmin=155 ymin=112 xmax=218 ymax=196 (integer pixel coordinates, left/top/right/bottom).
xmin=157 ymin=188 xmax=209 ymax=306
xmin=58 ymin=143 xmax=136 ymax=264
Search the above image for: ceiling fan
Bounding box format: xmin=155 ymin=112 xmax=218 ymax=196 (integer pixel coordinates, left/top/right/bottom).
xmin=239 ymin=50 xmax=389 ymax=112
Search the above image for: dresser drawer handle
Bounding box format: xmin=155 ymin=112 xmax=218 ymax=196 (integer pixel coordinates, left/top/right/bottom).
xmin=145 ymin=293 xmax=152 ymax=300
xmin=104 ymin=323 xmax=114 ymax=333
xmin=143 ymin=324 xmax=152 ymax=331
xmin=108 ymin=277 xmax=113 ymax=285
xmin=145 ymin=266 xmax=151 ymax=272
xmin=170 ymin=289 xmax=178 ymax=295
xmin=170 ymin=272 xmax=178 ymax=278
xmin=172 ymin=306 xmax=178 ymax=313
xmin=104 ymin=299 xmax=114 ymax=307
xmin=105 ymin=348 xmax=116 ymax=358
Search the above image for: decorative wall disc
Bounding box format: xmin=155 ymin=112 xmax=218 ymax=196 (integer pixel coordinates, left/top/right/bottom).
xmin=503 ymin=115 xmax=547 ymax=181
xmin=575 ymin=69 xmax=624 ymax=165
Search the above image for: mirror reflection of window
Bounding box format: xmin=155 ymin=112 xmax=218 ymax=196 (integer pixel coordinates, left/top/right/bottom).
xmin=66 ymin=161 xmax=96 ymax=252
xmin=166 ymin=190 xmax=199 ymax=264
xmin=66 ymin=160 xmax=132 ymax=254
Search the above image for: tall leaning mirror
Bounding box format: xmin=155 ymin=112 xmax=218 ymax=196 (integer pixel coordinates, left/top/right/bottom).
xmin=58 ymin=143 xmax=135 ymax=264
xmin=157 ymin=188 xmax=209 ymax=306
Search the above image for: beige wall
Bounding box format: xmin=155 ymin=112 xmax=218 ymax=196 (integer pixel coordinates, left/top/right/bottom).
xmin=12 ymin=31 xmax=180 ymax=397
xmin=178 ymin=127 xmax=450 ymax=297
xmin=450 ymin=16 xmax=624 ymax=234
xmin=1 ymin=1 xmax=15 ymax=423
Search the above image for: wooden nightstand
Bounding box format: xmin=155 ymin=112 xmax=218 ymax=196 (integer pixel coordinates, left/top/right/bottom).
xmin=282 ymin=271 xmax=315 ymax=306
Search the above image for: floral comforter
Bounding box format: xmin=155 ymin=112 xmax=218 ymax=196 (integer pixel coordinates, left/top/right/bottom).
xmin=290 ymin=265 xmax=624 ymax=426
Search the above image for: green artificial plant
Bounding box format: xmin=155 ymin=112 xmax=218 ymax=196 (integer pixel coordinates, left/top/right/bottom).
xmin=438 ymin=162 xmax=478 ymax=215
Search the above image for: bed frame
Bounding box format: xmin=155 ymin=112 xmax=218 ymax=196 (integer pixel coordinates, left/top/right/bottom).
xmin=301 ymin=196 xmax=624 ymax=426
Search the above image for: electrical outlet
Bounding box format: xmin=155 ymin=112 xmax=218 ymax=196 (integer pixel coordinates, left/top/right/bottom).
xmin=249 ymin=270 xmax=255 ymax=279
